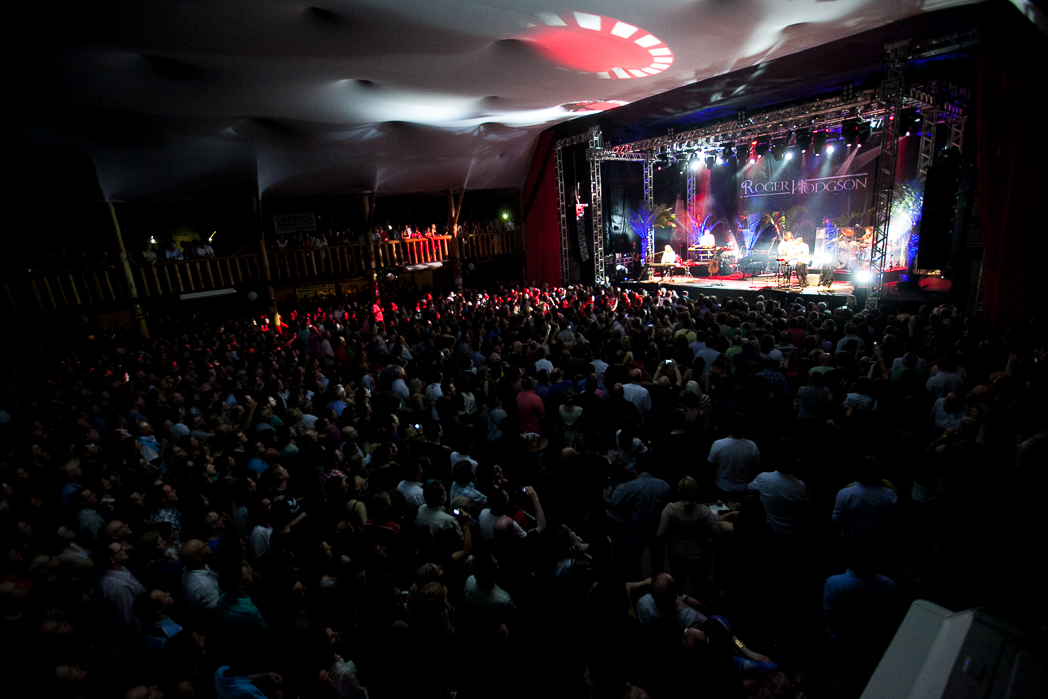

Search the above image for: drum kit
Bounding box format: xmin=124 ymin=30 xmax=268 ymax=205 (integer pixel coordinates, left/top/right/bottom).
xmin=832 ymin=227 xmax=873 ymax=268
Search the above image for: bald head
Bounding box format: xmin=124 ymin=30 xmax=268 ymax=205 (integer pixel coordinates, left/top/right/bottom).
xmin=178 ymin=539 xmax=210 ymax=568
xmin=652 ymin=573 xmax=677 ymax=609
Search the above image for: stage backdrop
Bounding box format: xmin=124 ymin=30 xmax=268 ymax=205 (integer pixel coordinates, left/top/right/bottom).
xmin=708 ymin=146 xmax=880 ymax=263
xmin=604 ymin=145 xmax=884 ymax=267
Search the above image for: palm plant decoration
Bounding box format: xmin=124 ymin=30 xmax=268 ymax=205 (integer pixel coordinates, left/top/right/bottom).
xmin=629 ymin=204 xmax=675 ymax=264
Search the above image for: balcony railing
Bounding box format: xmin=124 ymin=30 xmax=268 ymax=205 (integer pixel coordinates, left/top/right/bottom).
xmin=2 ymin=231 xmax=522 ymax=314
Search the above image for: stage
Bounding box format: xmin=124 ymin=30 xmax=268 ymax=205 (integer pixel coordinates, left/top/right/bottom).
xmin=618 ymin=266 xmax=949 ymax=307
xmin=622 ymin=269 xmax=854 ymax=302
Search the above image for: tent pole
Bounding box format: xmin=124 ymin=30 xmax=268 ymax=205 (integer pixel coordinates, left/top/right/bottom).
xmin=448 ymin=189 xmax=464 ymax=292
xmin=107 ymin=202 xmax=149 ymax=338
xmin=252 ymin=196 xmax=281 ymax=328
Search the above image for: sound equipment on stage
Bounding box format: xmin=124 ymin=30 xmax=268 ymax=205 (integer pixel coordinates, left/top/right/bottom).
xmin=916 ymin=159 xmax=960 ymax=271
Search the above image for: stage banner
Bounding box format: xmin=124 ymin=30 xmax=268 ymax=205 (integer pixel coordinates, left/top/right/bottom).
xmin=273 ymin=213 xmax=317 ymax=235
xmin=735 ymin=154 xmax=878 ymax=258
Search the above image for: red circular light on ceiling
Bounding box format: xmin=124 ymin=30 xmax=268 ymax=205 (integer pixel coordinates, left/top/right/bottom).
xmin=518 ymin=12 xmax=673 ymax=79
xmin=562 ymin=99 xmax=628 ymax=112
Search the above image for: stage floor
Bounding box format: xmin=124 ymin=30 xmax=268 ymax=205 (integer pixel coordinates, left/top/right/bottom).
xmin=626 ymin=271 xmax=855 ymax=300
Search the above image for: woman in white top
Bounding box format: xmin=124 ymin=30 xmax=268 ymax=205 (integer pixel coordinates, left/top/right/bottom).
xmin=613 ymin=419 xmax=647 ymax=472
xmin=558 ymin=389 xmax=585 ymax=450
xmin=657 ymin=476 xmax=720 ymax=601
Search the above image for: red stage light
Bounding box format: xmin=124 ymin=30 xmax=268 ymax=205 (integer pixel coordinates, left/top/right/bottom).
xmin=562 ymin=100 xmax=628 ymax=112
xmin=518 ymin=12 xmax=672 ymax=79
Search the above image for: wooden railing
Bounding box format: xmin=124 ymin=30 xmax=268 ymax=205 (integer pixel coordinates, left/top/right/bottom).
xmin=2 ymin=231 xmax=522 ymax=314
xmin=134 ymin=255 xmax=266 ymax=297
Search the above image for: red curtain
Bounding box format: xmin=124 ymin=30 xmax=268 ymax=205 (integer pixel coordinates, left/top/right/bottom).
xmin=523 ymin=128 xmax=562 ymax=287
xmin=976 ymin=9 xmax=1047 ymax=327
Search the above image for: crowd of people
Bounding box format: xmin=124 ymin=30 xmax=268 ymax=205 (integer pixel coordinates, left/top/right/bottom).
xmin=1 ymin=280 xmax=1045 ymax=699
xmin=273 ymin=219 xmax=513 ymax=251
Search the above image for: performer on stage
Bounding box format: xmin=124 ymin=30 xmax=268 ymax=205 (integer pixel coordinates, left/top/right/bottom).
xmin=699 ymin=229 xmax=716 ymax=247
xmin=779 ymin=233 xmax=810 ymax=287
xmin=660 ymin=244 xmax=678 ymax=265
xmin=792 ymin=237 xmax=810 ymax=287
xmin=819 ymin=257 xmax=836 ymax=288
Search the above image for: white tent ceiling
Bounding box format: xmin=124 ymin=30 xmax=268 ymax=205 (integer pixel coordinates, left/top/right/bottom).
xmin=16 ymin=0 xmax=985 ymax=201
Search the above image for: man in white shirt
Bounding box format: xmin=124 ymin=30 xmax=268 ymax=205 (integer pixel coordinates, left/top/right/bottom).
xmin=622 ymin=369 xmax=652 ymax=423
xmin=415 ymin=481 xmax=462 ymax=545
xmin=747 ymin=458 xmax=808 ymax=537
xmin=395 ymin=462 xmax=426 ymax=508
xmin=708 ymin=414 xmax=760 ymax=497
xmin=534 ymin=347 xmax=554 ymax=375
xmin=163 ymin=242 xmax=184 ymax=262
xmin=425 ymin=374 xmax=444 ymax=421
xmin=248 ymin=520 xmax=273 ymax=561
xmin=462 ymin=554 xmax=520 ymax=630
xmin=391 ymin=367 xmax=411 ymax=413
xmin=193 ymin=241 xmax=215 ymax=258
xmin=179 ymin=539 xmax=221 ymax=632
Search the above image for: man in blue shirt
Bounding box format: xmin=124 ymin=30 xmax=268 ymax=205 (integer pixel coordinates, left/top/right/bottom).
xmin=823 ymin=544 xmax=900 ymax=664
xmin=832 ymin=456 xmax=899 ymax=547
xmin=606 ymin=459 xmax=670 ymax=579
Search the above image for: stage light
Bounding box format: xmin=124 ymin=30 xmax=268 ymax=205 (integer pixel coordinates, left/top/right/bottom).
xmin=826 ymin=144 xmax=835 ymax=154
xmin=856 ymin=269 xmax=872 ymax=283
xmin=842 ymin=118 xmax=859 ymax=147
xmin=813 ymin=130 xmax=827 ymax=153
xmin=771 ymin=137 xmax=787 ymax=161
xmin=755 ymin=141 xmax=769 ymax=158
xmin=857 ymin=121 xmax=872 ymax=147
xmin=749 ymin=158 xmax=755 ymax=164
xmin=690 ymin=159 xmax=701 ymax=170
xmin=705 ymin=155 xmax=716 ymax=168
xmin=796 ymin=129 xmax=812 ymax=152
xmin=785 ymin=151 xmax=793 ymax=160
xmin=501 ymin=212 xmax=509 ymax=220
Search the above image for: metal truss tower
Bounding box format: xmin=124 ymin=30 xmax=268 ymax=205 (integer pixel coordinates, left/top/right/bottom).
xmin=643 ymin=157 xmax=654 ymax=262
xmin=554 ymin=145 xmax=570 ymax=285
xmin=553 ymin=132 xmax=591 ymax=284
xmin=686 ymin=167 xmax=697 ymax=234
xmin=588 ymin=128 xmax=606 ymax=283
xmin=866 ymin=41 xmax=908 ymax=310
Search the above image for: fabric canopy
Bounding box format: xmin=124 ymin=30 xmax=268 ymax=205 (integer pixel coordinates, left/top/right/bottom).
xmin=13 ymin=0 xmax=988 ymax=202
